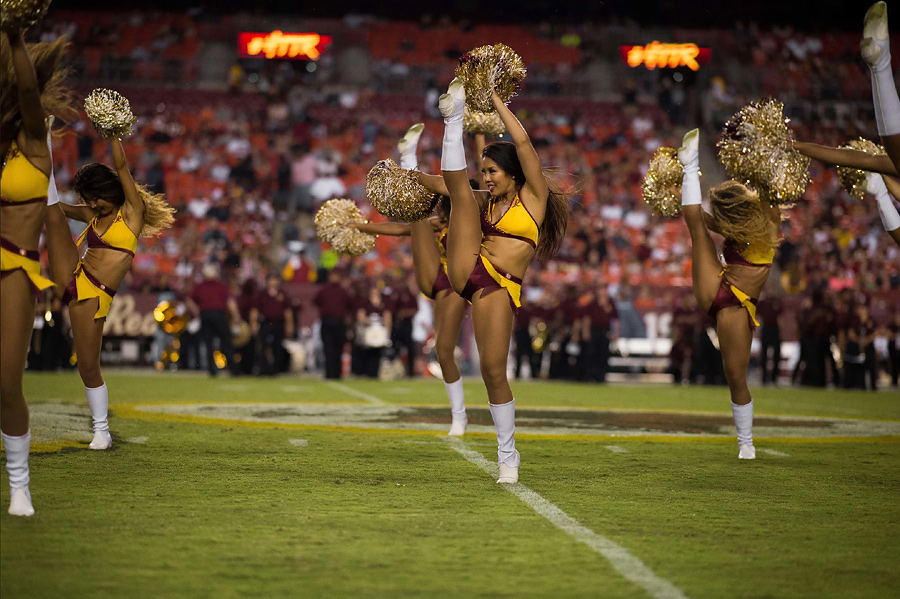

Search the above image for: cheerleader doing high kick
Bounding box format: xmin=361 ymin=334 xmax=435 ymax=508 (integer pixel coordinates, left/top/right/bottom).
xmin=678 ymin=129 xmax=784 ymax=460
xmin=351 ymin=125 xmax=472 ymax=435
xmin=437 ymin=80 xmax=568 ymax=483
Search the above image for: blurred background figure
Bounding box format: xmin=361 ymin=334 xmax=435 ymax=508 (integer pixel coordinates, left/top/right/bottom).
xmin=580 ymin=285 xmax=618 ymax=383
xmin=250 ymin=273 xmax=294 ymax=376
xmin=186 ymin=263 xmax=241 ymax=377
xmin=756 ymin=295 xmax=784 ymax=385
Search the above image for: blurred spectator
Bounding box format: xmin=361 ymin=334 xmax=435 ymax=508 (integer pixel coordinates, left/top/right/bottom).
xmin=313 ymin=268 xmax=353 ymax=379
xmin=757 ymin=295 xmax=784 ymax=385
xmin=250 ymin=273 xmax=295 ymax=376
xmin=186 ymin=263 xmax=242 ymax=377
xmin=579 ymin=285 xmax=618 ymax=383
xmin=387 ymin=276 xmax=419 ymax=378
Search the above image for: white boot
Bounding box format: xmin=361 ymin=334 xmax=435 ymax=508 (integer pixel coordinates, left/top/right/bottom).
xmin=866 ymin=172 xmax=900 ymax=232
xmin=678 ymin=128 xmax=702 ymax=207
xmin=440 ymin=78 xmax=467 ymax=172
xmin=444 ymin=378 xmax=467 ymax=436
xmin=86 ymin=383 xmax=112 ymax=450
xmin=3 ymin=431 xmax=34 ymax=516
xmin=489 ymin=399 xmax=520 ymax=483
xmin=862 ymin=3 xmax=900 ymax=136
xmin=732 ymin=401 xmax=755 ymax=460
xmin=398 ymin=123 xmax=424 ymax=170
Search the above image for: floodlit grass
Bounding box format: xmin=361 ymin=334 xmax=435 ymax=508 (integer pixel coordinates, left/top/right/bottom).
xmin=2 ymin=372 xmax=898 ymax=599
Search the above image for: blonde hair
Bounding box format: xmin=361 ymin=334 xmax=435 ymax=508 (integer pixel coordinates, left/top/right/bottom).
xmin=1 ymin=36 xmax=75 ymax=138
xmin=136 ymin=182 xmax=176 ymax=238
xmin=709 ymin=181 xmax=780 ymax=251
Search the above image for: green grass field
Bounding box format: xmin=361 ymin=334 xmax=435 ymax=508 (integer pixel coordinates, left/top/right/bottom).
xmin=2 ymin=373 xmax=899 ymax=599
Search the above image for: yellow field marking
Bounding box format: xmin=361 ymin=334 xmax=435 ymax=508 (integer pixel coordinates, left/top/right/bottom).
xmin=106 ymin=398 xmax=900 ymax=422
xmin=111 ymin=403 xmax=900 ymax=444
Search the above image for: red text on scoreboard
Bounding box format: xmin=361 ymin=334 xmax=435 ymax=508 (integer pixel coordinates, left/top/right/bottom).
xmin=238 ymin=31 xmax=333 ymax=60
xmin=619 ymin=42 xmax=711 ymax=71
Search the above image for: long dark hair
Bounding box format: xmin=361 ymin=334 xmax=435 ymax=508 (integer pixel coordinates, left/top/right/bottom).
xmin=73 ymin=163 xmax=175 ymax=237
xmin=482 ymin=141 xmax=569 ymax=259
xmin=0 ymin=36 xmax=74 ymax=141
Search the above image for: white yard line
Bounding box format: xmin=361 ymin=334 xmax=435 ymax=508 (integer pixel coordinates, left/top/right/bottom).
xmin=126 ymin=436 xmax=149 ymax=444
xmin=605 ymin=445 xmax=630 ymax=454
xmin=289 ymin=439 xmax=309 ymax=447
xmin=323 ymin=381 xmax=385 ymax=405
xmin=445 ymin=437 xmax=691 ymax=599
xmin=761 ymin=448 xmax=789 ymax=457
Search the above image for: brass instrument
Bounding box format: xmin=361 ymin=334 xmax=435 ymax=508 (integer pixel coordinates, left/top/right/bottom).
xmin=531 ymin=321 xmax=548 ymax=353
xmin=154 ymin=300 xmax=187 ymax=370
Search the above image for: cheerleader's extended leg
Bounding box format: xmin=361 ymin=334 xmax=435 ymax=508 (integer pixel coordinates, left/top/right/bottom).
xmin=679 ymin=129 xmax=754 ymax=459
xmin=862 ymin=2 xmax=900 ymax=172
xmin=439 ymin=78 xmax=481 ymax=293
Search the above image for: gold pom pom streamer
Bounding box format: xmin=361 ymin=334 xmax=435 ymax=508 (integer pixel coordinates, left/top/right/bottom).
xmin=455 ymin=43 xmax=527 ymax=113
xmin=642 ymin=147 xmax=684 ymax=217
xmin=717 ymin=98 xmax=810 ymax=205
xmin=365 ymin=158 xmax=438 ymax=223
xmin=0 ymin=0 xmax=52 ymax=33
xmin=836 ymin=138 xmax=885 ymax=201
xmin=314 ymin=198 xmax=376 ymax=256
xmin=464 ymin=106 xmax=506 ymax=137
xmin=84 ymin=88 xmax=136 ymax=139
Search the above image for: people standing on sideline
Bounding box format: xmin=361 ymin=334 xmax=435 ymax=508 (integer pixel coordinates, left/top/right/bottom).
xmin=356 ymin=286 xmax=392 ymax=378
xmin=250 ymin=273 xmax=294 ymax=376
xmin=186 ymin=263 xmax=241 ymax=377
xmin=756 ymin=295 xmax=783 ymax=385
xmin=580 ymin=286 xmax=618 ymax=383
xmin=388 ymin=275 xmax=419 ymax=377
xmin=313 ymin=268 xmax=353 ymax=379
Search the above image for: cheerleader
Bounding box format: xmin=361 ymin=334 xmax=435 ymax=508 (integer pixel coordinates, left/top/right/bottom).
xmin=678 ymin=129 xmax=784 ymax=459
xmin=44 ymin=134 xmax=174 ymax=450
xmin=352 ymin=126 xmax=470 ymax=434
xmin=1 ymin=30 xmax=72 ymax=516
xmin=438 ymin=80 xmax=569 ymax=482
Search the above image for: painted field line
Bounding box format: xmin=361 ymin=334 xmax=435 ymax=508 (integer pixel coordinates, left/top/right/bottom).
xmin=605 ymin=445 xmax=630 ymax=454
xmin=323 ymin=381 xmax=385 ymax=405
xmin=445 ymin=437 xmax=691 ymax=599
xmin=289 ymin=439 xmax=309 ymax=447
xmin=761 ymin=448 xmax=789 ymax=457
xmin=126 ymin=436 xmax=149 ymax=444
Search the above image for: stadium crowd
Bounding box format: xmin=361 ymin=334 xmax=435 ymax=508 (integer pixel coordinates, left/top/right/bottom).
xmin=24 ymin=10 xmax=900 ymax=388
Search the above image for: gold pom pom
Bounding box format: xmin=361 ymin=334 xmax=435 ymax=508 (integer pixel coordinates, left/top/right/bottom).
xmin=365 ymin=158 xmax=438 ymax=223
xmin=455 ymin=43 xmax=527 ymax=113
xmin=0 ymin=0 xmax=52 ymax=33
xmin=314 ymin=199 xmax=376 ymax=257
xmin=836 ymin=138 xmax=885 ymax=201
xmin=717 ymin=98 xmax=810 ymax=205
xmin=642 ymin=147 xmax=685 ymax=217
xmin=463 ymin=106 xmax=506 ymax=137
xmin=84 ymin=88 xmax=136 ymax=139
